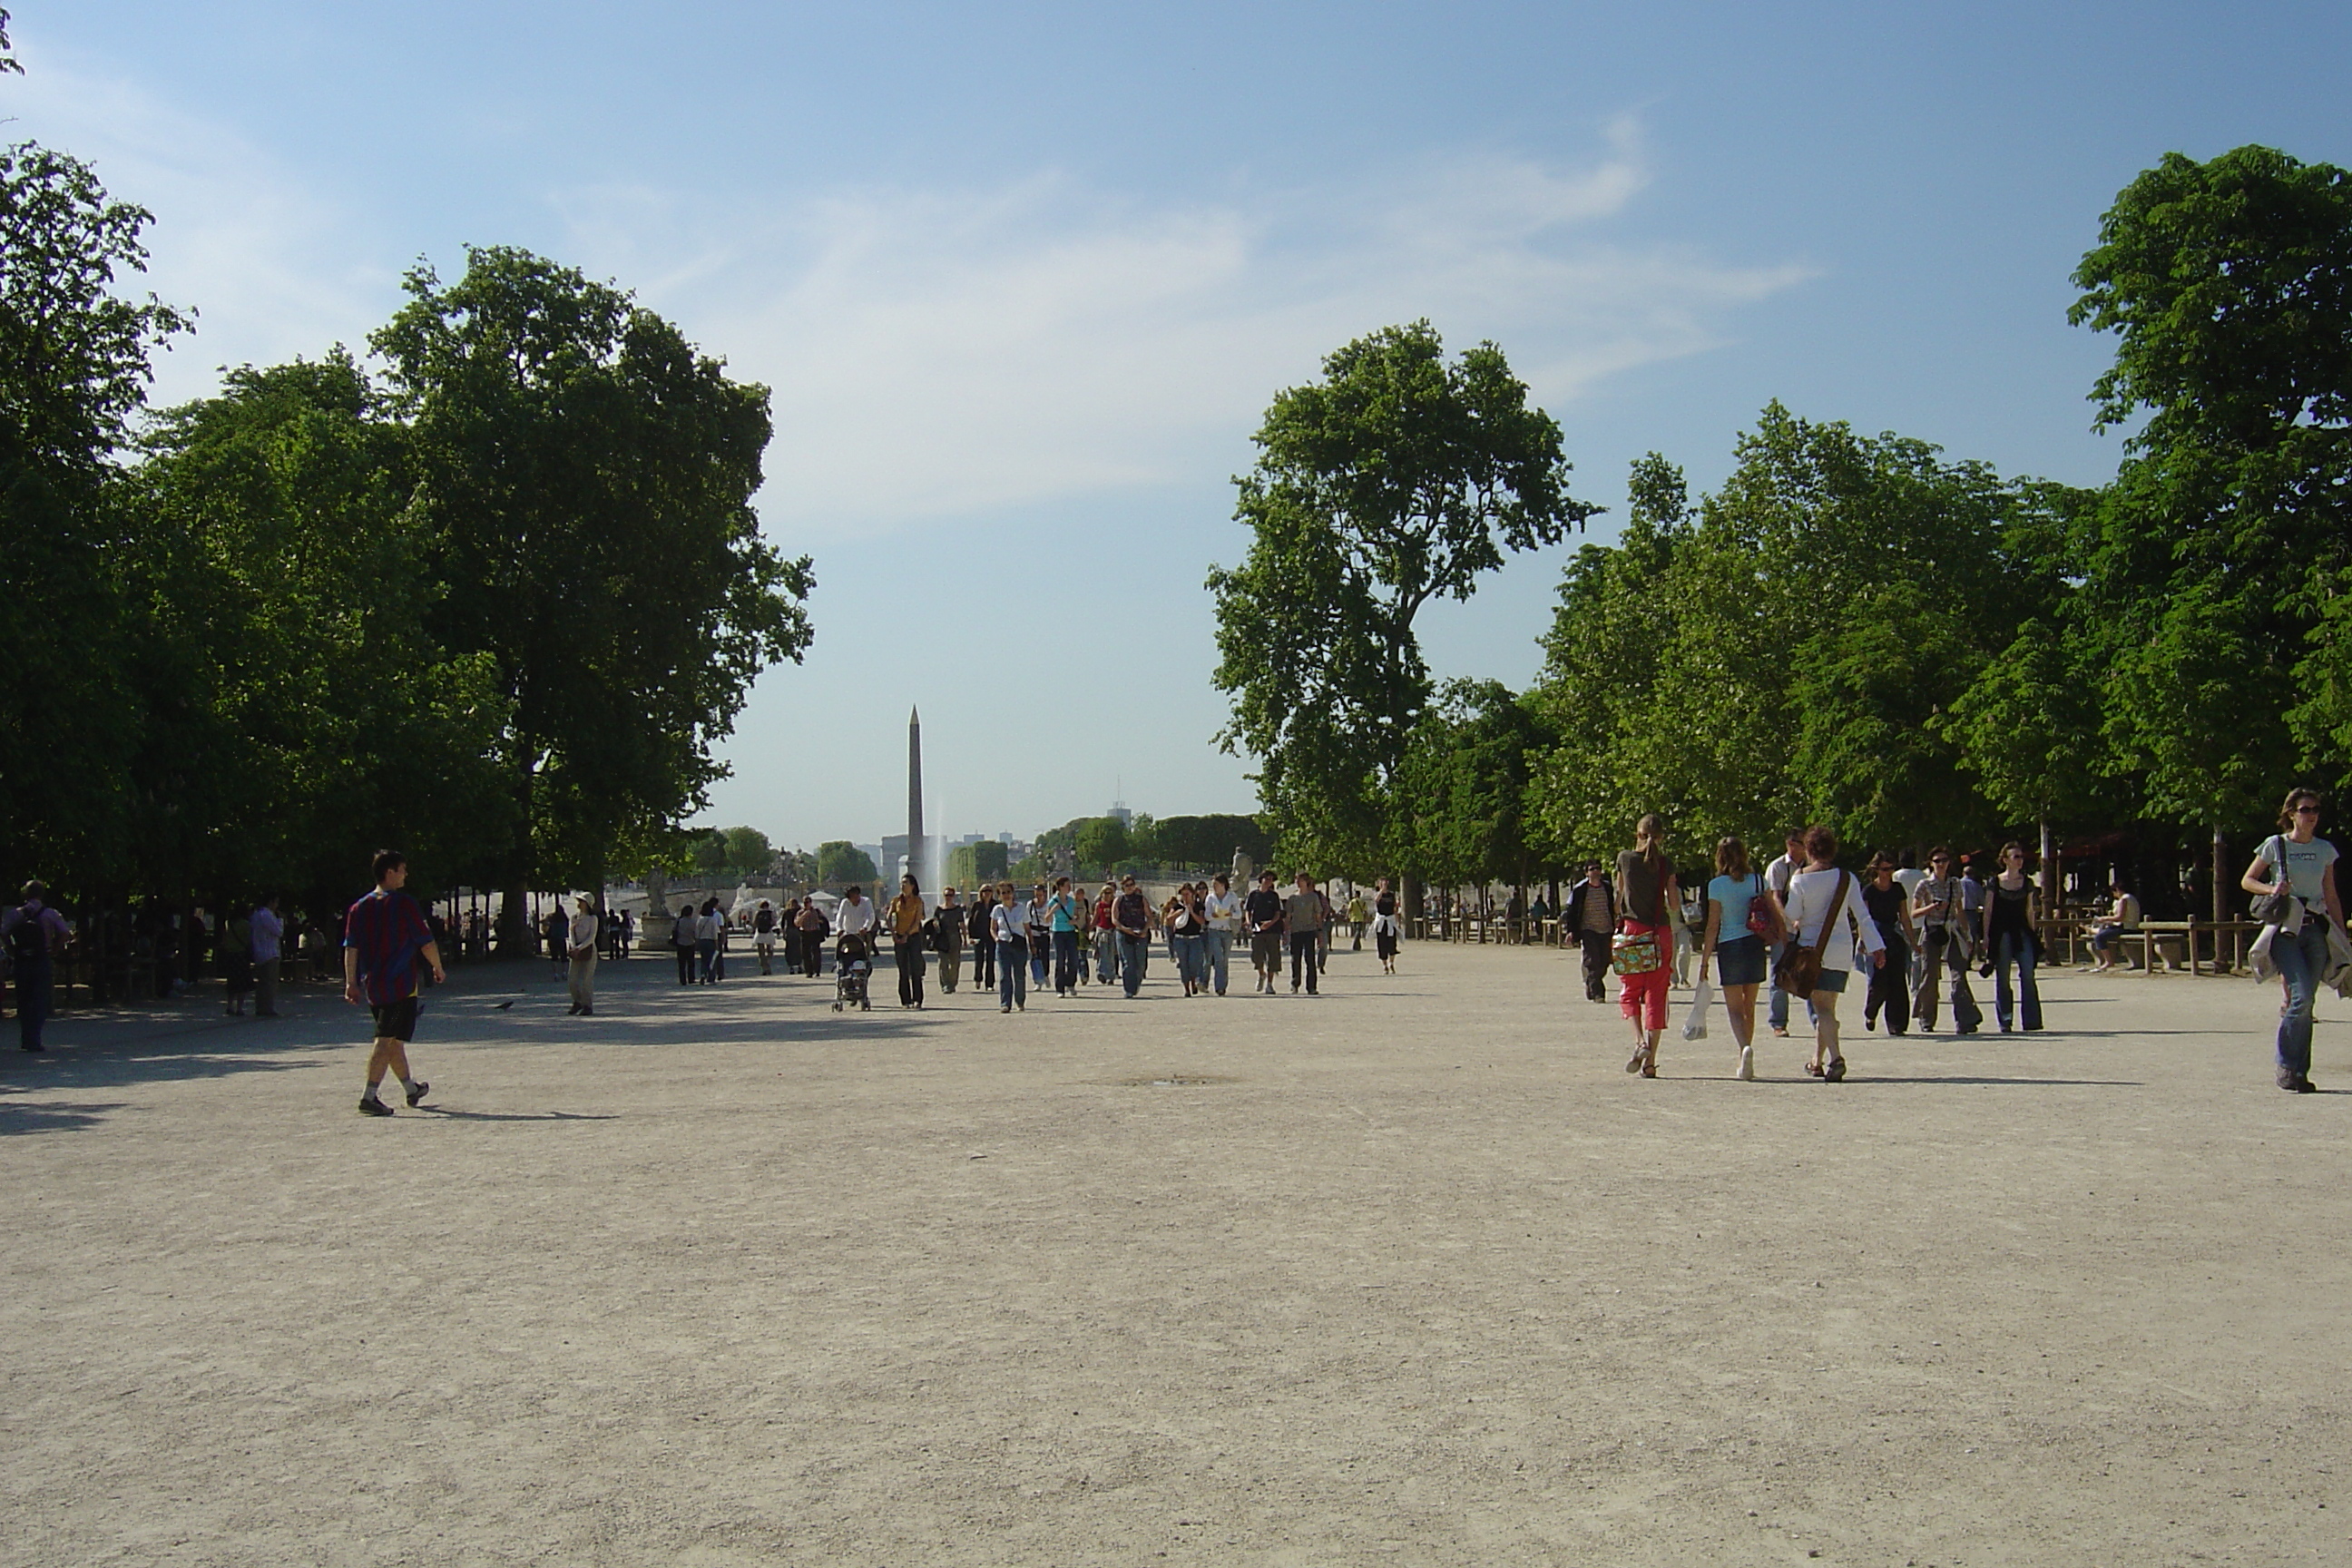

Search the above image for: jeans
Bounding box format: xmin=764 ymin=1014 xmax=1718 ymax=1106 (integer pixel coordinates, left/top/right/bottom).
xmin=1203 ymin=929 xmax=1231 ymax=995
xmin=1171 ymin=933 xmax=1206 ymax=991
xmin=1029 ymin=934 xmax=1050 ymax=987
xmin=1768 ymin=942 xmax=1793 ymax=1030
xmin=997 ymin=939 xmax=1026 ymax=1009
xmin=1289 ymin=930 xmax=1319 ymax=993
xmin=1119 ymin=934 xmax=1150 ymax=996
xmin=1052 ymin=930 xmax=1080 ymax=993
xmin=14 ymin=954 xmax=50 ymax=1051
xmin=971 ymin=935 xmax=991 ymax=988
xmin=1095 ymin=928 xmax=1118 ymax=985
xmin=2274 ymin=919 xmax=2329 ymax=1081
xmin=893 ymin=936 xmax=926 ymax=1005
xmin=697 ymin=939 xmax=718 ymax=983
xmin=1992 ymin=932 xmax=2042 ymax=1031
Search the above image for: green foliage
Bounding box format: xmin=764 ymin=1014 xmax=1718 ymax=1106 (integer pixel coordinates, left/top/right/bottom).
xmin=1392 ymin=681 xmax=1550 ymax=887
xmin=817 ymin=841 xmax=877 ymax=887
xmin=374 ymin=245 xmax=815 ymax=921
xmin=1072 ymin=816 xmax=1129 ymax=871
xmin=1209 ymin=321 xmax=1594 ymax=874
xmin=121 ymin=354 xmax=514 ymax=905
xmin=1143 ymin=814 xmax=1271 ymax=870
xmin=1528 ymin=412 xmax=2074 ymax=861
xmin=686 ymin=825 xmax=775 ymax=882
xmin=945 ymin=839 xmax=1008 ymax=889
xmin=0 ymin=142 xmax=190 ymax=892
xmin=2069 ymin=146 xmax=2352 ymax=824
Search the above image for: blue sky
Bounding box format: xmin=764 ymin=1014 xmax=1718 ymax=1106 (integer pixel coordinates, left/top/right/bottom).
xmin=23 ymin=3 xmax=2352 ymax=852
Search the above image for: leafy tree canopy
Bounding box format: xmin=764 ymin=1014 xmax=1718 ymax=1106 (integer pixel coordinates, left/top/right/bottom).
xmin=1209 ymin=321 xmax=1593 ymax=874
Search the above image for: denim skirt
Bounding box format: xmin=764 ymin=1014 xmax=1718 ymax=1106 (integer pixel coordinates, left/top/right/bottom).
xmin=1714 ymin=934 xmax=1767 ymax=986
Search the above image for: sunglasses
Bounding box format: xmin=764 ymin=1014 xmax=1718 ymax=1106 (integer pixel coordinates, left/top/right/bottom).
xmin=2296 ymin=805 xmax=2321 ymax=816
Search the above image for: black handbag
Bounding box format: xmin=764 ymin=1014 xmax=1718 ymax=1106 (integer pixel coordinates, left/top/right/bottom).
xmin=2252 ymin=835 xmax=2297 ymax=925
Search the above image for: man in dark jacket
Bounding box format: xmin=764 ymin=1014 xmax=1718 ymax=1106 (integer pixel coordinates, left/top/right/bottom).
xmin=1564 ymin=861 xmax=1616 ymax=1003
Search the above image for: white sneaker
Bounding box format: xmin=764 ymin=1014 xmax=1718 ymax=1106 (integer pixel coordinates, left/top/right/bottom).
xmin=1737 ymin=1045 xmax=1755 ymax=1081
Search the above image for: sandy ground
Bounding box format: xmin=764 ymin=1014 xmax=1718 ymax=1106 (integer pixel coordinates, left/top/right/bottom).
xmin=5 ymin=937 xmax=2351 ymax=1566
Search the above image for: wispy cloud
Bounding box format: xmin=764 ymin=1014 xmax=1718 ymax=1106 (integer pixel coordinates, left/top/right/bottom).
xmin=10 ymin=40 xmax=1808 ymax=534
xmin=5 ymin=44 xmax=397 ymax=406
xmin=569 ymin=117 xmax=1811 ymax=537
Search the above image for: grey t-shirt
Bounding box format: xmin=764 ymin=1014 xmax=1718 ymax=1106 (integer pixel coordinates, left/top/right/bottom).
xmin=2268 ymin=835 xmax=2340 ymax=905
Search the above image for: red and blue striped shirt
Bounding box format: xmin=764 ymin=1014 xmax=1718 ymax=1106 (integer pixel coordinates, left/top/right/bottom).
xmin=343 ymin=889 xmax=433 ymax=1004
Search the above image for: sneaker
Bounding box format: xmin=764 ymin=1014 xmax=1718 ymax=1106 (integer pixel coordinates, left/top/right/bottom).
xmin=2297 ymin=1076 xmax=2320 ymax=1094
xmin=405 ymin=1080 xmax=430 ymax=1107
xmin=358 ymin=1095 xmax=394 ymax=1117
xmin=1737 ymin=1045 xmax=1755 ymax=1082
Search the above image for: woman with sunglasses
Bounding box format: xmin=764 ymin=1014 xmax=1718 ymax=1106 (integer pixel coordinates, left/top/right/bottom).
xmin=2242 ymin=788 xmax=2345 ymax=1093
xmin=1909 ymin=848 xmax=1981 ymax=1034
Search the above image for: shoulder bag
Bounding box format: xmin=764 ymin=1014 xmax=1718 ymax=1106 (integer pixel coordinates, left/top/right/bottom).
xmin=1745 ymin=872 xmax=1786 ymax=946
xmin=1772 ymin=871 xmax=1849 ymax=1000
xmin=2251 ymin=835 xmax=2297 ymax=926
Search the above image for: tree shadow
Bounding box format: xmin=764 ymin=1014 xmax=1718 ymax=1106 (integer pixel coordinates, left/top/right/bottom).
xmin=0 ymin=1098 xmax=131 ymax=1135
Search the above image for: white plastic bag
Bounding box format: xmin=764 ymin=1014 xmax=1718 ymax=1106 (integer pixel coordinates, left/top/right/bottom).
xmin=1680 ymin=977 xmax=1714 ymax=1040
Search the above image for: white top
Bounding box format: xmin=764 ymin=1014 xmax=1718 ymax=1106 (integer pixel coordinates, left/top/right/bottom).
xmin=1892 ymin=867 xmax=1928 ymax=898
xmin=1784 ymin=867 xmax=1885 ymax=974
xmin=1765 ymin=851 xmax=1801 ymax=898
xmin=990 ymin=902 xmax=1025 ymax=945
xmin=570 ymin=912 xmax=601 ymax=949
xmin=1204 ymin=889 xmax=1243 ymax=932
xmin=832 ymin=898 xmax=876 ymax=937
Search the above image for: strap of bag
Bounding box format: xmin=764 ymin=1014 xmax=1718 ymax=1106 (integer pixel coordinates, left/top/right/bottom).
xmin=1811 ymin=872 xmax=1849 ymax=955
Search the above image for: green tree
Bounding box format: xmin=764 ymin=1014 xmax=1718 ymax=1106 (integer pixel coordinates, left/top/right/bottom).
xmin=1394 ymin=681 xmax=1549 ymax=894
xmin=2067 ymin=145 xmax=2352 ymax=906
xmin=1144 ymin=814 xmax=1272 ymax=870
xmin=373 ymin=246 xmax=815 ymax=945
xmin=1208 ymin=321 xmax=1594 ymax=873
xmin=0 ymin=142 xmax=189 ymax=893
xmin=817 ymin=841 xmax=877 ymax=887
xmin=121 ymin=354 xmax=514 ymax=907
xmin=945 ymin=839 xmax=1008 ymax=889
xmin=1073 ymin=816 xmax=1129 ymax=873
xmin=1529 ymin=414 xmax=2069 ymax=862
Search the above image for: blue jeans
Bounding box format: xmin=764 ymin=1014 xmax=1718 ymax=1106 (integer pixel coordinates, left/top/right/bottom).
xmin=697 ymin=939 xmax=718 ymax=983
xmin=1203 ymin=929 xmax=1231 ymax=995
xmin=997 ymin=939 xmax=1027 ymax=1009
xmin=1029 ymin=935 xmax=1050 ymax=986
xmin=1768 ymin=942 xmax=1793 ymax=1030
xmin=1052 ymin=930 xmax=1080 ymax=992
xmin=15 ymin=954 xmax=51 ymax=1051
xmin=1993 ymin=932 xmax=2042 ymax=1031
xmin=2274 ymin=920 xmax=2329 ymax=1080
xmin=1119 ymin=934 xmax=1150 ymax=996
xmin=1171 ymin=934 xmax=1206 ymax=991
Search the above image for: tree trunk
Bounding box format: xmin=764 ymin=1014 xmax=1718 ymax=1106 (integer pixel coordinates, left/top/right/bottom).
xmin=496 ymin=758 xmax=536 ymax=956
xmin=2211 ymin=824 xmax=2228 ymax=969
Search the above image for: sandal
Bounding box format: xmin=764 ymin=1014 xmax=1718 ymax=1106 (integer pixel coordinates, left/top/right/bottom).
xmin=1825 ymin=1055 xmax=1847 ymax=1083
xmin=1805 ymin=1060 xmax=1825 ymax=1077
xmin=1625 ymin=1046 xmax=1647 ymax=1074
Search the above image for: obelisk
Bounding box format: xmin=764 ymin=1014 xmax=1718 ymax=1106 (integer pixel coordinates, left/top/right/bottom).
xmin=907 ymin=706 xmax=925 ymax=887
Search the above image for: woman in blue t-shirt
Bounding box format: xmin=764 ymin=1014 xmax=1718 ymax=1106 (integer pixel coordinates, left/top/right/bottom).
xmin=1700 ymin=835 xmax=1783 ymax=1082
xmin=2242 ymin=787 xmax=2346 ymax=1093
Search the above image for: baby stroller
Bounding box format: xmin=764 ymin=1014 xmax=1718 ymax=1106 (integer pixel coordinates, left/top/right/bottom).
xmin=832 ymin=934 xmax=873 ymax=1012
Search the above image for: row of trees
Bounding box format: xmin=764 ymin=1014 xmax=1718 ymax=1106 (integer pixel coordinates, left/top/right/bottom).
xmin=0 ymin=123 xmax=813 ymax=942
xmin=1214 ymin=145 xmax=2352 ymax=911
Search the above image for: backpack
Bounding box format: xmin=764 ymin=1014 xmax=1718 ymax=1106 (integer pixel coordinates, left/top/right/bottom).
xmin=7 ymin=909 xmax=45 ymax=965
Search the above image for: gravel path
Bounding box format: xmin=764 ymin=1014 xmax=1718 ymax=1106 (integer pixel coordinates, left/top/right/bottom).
xmin=5 ymin=942 xmax=2347 ymax=1564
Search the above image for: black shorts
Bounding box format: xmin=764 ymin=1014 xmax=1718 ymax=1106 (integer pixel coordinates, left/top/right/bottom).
xmin=369 ymin=996 xmax=420 ymax=1043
